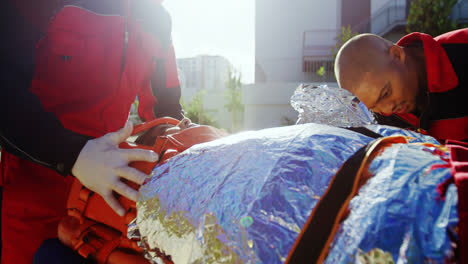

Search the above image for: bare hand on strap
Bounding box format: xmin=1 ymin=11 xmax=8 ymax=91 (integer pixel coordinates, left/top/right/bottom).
xmin=71 ymin=121 xmax=159 ymax=216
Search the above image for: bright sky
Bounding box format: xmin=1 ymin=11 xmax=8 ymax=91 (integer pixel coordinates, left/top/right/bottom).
xmin=163 ymin=0 xmax=255 ymax=83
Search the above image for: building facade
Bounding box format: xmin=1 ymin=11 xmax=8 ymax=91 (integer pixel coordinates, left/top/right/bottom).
xmin=177 ymin=55 xmax=232 ymax=101
xmin=254 ymin=0 xmax=414 ymax=85
xmin=244 ymin=0 xmax=468 ymax=130
xmin=177 ymin=55 xmax=234 ymax=129
xmin=255 ymin=0 xmax=342 ymax=84
xmin=248 ymin=0 xmax=344 ymax=130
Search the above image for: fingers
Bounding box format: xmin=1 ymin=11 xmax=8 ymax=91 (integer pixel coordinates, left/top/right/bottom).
xmin=102 ymin=192 xmax=126 ymax=216
xmin=115 ymin=166 xmax=147 ymax=185
xmin=121 ymin=148 xmax=159 ymax=163
xmin=100 ymin=165 xmax=146 ymax=216
xmin=179 ymin=118 xmax=192 ymax=129
xmin=113 ymin=180 xmax=140 ymax=202
xmin=108 ymin=121 xmax=133 ymax=144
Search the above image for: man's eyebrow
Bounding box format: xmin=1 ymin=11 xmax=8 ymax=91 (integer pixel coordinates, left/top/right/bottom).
xmin=368 ymin=82 xmax=389 ymax=110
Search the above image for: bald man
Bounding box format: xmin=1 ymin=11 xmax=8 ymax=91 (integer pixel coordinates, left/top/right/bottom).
xmin=335 ymin=29 xmax=468 ymax=142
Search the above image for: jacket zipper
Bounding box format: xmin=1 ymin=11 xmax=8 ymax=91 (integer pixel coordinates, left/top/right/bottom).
xmin=120 ymin=16 xmax=129 ymax=77
xmin=0 ymin=135 xmax=53 ymax=168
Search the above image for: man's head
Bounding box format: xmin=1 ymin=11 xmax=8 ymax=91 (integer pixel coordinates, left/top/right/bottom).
xmin=335 ymin=34 xmax=421 ymax=115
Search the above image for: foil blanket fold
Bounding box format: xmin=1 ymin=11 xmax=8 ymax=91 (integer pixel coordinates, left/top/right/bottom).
xmin=134 ymin=124 xmax=457 ymax=264
xmin=290 ymin=84 xmax=376 ymax=127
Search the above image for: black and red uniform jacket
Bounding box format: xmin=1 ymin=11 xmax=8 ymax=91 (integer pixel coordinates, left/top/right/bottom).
xmin=0 ymin=0 xmax=183 ymax=177
xmin=0 ymin=1 xmax=184 ymax=263
xmin=376 ymin=29 xmax=468 ymax=142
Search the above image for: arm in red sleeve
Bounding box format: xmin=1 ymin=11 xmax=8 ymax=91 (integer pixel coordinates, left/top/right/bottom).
xmin=0 ymin=1 xmax=90 ymax=176
xmin=150 ymin=43 xmax=184 ymax=120
xmin=137 ymin=3 xmax=184 ymax=121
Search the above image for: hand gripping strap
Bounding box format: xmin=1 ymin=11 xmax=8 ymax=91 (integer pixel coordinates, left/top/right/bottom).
xmin=61 ymin=118 xmax=228 ymax=263
xmin=67 ymin=117 xmax=180 ymax=228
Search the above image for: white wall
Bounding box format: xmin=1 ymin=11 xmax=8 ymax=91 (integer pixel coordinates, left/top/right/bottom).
xmin=255 ymin=0 xmax=339 ymax=83
xmin=242 ymin=83 xmax=299 ymax=130
xmin=242 ymin=82 xmax=338 ymax=130
xmin=252 ymin=0 xmax=341 ymax=130
xmin=371 ymin=0 xmax=390 ymax=14
xmin=203 ymin=89 xmax=233 ymax=130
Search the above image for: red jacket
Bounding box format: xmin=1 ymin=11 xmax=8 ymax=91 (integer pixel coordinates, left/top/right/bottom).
xmin=1 ymin=2 xmax=182 ymax=264
xmin=32 ymin=5 xmax=181 ymax=137
xmin=395 ymin=29 xmax=468 ymax=142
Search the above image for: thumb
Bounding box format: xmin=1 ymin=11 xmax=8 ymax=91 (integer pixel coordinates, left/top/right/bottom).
xmin=108 ymin=121 xmax=133 ymax=145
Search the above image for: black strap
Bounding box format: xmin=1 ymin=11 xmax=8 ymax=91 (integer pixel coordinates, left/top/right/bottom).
xmin=345 ymin=127 xmax=382 ymax=139
xmin=287 ymin=141 xmax=372 ymax=263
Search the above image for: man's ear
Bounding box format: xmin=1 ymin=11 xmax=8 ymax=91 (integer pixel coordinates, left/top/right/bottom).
xmin=388 ymin=45 xmax=406 ymax=63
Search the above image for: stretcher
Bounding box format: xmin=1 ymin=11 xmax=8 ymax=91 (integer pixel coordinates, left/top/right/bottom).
xmin=134 ymin=124 xmax=461 ymax=263
xmin=59 ymin=122 xmax=464 ymax=263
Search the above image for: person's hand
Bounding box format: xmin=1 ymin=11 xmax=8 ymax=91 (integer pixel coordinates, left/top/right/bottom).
xmin=71 ymin=121 xmax=159 ymax=216
xmin=135 ymin=118 xmax=195 ymax=146
xmin=134 ymin=123 xmax=175 ymax=146
xmin=163 ymin=118 xmax=193 ymax=135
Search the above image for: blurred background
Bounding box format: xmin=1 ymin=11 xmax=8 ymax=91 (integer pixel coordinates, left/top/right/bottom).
xmin=130 ymin=0 xmax=468 ymax=132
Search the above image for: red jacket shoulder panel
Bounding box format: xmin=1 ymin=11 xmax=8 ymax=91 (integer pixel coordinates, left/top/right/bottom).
xmin=397 ymin=31 xmax=458 ymax=93
xmin=435 ymin=28 xmax=468 ymax=43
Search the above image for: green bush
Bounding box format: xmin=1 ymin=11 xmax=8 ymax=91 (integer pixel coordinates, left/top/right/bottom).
xmin=181 ymin=91 xmax=219 ymax=127
xmin=406 ymin=0 xmax=459 ymax=36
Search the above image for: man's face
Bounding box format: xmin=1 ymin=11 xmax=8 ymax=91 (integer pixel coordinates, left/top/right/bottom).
xmin=353 ymin=61 xmax=420 ymax=115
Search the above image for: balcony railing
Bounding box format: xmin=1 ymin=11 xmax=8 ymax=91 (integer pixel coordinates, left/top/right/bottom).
xmin=351 ymin=0 xmax=408 ymax=35
xmin=453 ymin=0 xmax=468 ymax=23
xmin=302 ymin=0 xmax=468 ymax=78
xmin=302 ymin=59 xmax=335 ymax=81
xmin=302 ymin=29 xmax=336 ymax=77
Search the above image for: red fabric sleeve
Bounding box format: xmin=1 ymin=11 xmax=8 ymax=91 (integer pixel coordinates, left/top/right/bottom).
xmin=165 ymin=44 xmax=181 ymax=89
xmin=435 ymin=28 xmax=468 ymax=44
xmin=446 ymin=142 xmax=468 ymax=264
xmin=138 ymin=82 xmax=157 ymax=122
xmin=138 ymin=43 xmax=183 ymax=121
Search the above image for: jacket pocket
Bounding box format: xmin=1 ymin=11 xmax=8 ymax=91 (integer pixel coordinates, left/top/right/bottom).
xmin=31 ymin=6 xmax=125 ymax=112
xmin=29 ymin=6 xmax=128 ymax=136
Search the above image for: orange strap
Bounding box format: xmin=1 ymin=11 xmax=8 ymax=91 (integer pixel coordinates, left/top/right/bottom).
xmin=73 ymin=221 xmax=102 ymax=257
xmin=69 ymin=186 xmax=94 ymax=221
xmin=96 ymin=238 xmax=124 ymax=264
xmin=132 ymin=117 xmax=179 ymax=135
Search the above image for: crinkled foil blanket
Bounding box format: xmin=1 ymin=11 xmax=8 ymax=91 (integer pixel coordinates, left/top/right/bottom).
xmin=130 ymin=124 xmax=457 ymax=263
xmin=290 ymin=84 xmax=376 ymax=126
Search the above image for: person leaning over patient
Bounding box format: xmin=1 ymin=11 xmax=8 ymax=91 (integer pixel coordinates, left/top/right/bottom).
xmin=334 ymin=28 xmax=468 ymax=142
